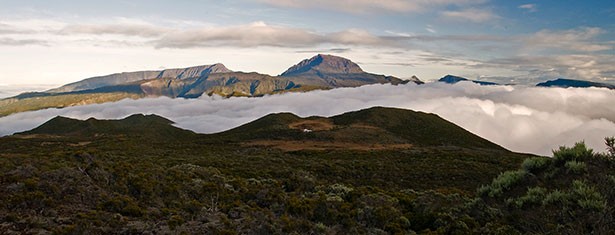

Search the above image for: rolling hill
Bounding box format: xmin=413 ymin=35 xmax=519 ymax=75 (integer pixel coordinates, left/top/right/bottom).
xmin=215 ymin=106 xmax=505 ymax=151
xmin=18 ymin=114 xmax=195 ymax=139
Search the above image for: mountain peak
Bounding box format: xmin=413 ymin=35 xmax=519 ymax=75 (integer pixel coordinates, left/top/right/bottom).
xmin=439 ymin=75 xmax=469 ymax=84
xmin=438 ymin=75 xmax=499 ymax=86
xmin=281 ymin=54 xmax=364 ymax=76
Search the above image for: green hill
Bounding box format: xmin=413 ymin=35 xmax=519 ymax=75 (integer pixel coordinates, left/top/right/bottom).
xmin=18 ymin=114 xmax=195 ymax=140
xmin=215 ymin=106 xmax=505 ymax=151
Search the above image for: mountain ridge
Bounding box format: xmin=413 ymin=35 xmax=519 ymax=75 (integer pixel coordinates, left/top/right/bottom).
xmin=536 ymin=78 xmax=615 ymax=89
xmin=438 ymin=74 xmax=499 ymax=86
xmin=1 ymin=55 xmax=422 ymax=117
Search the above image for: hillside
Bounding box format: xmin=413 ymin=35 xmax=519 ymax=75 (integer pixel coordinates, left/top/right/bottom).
xmin=215 ymin=106 xmax=504 ymax=151
xmin=1 ymin=107 xmax=544 ymax=234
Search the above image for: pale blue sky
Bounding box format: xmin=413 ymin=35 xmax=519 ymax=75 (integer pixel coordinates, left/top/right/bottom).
xmin=0 ymin=0 xmax=613 ymax=87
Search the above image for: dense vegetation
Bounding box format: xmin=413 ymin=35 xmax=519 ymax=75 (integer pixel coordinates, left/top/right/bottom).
xmin=0 ymin=110 xmax=613 ymax=234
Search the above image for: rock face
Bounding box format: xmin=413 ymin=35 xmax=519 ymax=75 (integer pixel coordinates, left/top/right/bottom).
xmin=536 ymin=78 xmax=615 ymax=89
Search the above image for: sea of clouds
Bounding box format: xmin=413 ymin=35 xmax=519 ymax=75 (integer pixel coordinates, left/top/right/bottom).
xmin=1 ymin=82 xmax=614 ymax=156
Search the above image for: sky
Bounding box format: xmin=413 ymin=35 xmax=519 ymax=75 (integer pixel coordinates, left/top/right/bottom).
xmin=1 ymin=82 xmax=614 ymax=156
xmin=0 ymin=0 xmax=614 ymax=89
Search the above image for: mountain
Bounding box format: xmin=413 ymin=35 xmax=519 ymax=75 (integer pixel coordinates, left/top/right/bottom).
xmin=280 ymin=54 xmax=422 ymax=87
xmin=536 ymin=78 xmax=615 ymax=89
xmin=47 ymin=64 xmax=232 ymax=93
xmin=214 ymin=106 xmax=505 ymax=151
xmin=19 ymin=114 xmax=195 ymax=139
xmin=438 ymin=75 xmax=499 ymax=86
xmin=1 ymin=55 xmax=418 ymax=117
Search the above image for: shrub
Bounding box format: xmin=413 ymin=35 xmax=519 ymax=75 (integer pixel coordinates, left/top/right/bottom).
xmin=571 ymin=180 xmax=606 ymax=211
xmin=564 ymin=161 xmax=586 ymax=174
xmin=606 ymin=137 xmax=615 ymax=156
xmin=543 ymin=189 xmax=568 ymax=206
xmin=521 ymin=157 xmax=551 ymax=173
xmin=478 ymin=170 xmax=527 ymax=197
xmin=553 ymin=142 xmax=593 ymax=164
xmin=512 ymin=187 xmax=547 ymax=208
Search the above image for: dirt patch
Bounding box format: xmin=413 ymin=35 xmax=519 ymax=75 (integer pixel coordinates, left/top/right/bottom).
xmin=288 ymin=119 xmax=335 ymax=132
xmin=245 ymin=140 xmax=413 ymax=151
xmin=68 ymin=141 xmax=92 ymax=147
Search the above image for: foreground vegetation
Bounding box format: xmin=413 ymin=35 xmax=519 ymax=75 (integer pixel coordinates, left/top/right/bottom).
xmin=0 ymin=111 xmax=613 ymax=234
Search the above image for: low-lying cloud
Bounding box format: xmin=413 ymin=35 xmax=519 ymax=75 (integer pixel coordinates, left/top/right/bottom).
xmin=1 ymin=82 xmax=614 ymax=156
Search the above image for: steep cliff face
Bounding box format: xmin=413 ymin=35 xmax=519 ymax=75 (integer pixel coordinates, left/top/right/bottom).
xmin=48 ymin=64 xmax=232 ymax=93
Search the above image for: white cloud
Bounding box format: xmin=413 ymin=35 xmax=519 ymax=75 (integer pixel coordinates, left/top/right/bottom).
xmin=518 ymin=4 xmax=537 ymax=13
xmin=440 ymin=8 xmax=499 ymax=23
xmin=257 ymin=0 xmax=487 ymax=13
xmin=1 ymin=82 xmax=614 ymax=156
xmin=524 ymin=27 xmax=611 ymax=52
xmin=153 ymin=23 xmax=392 ymax=48
xmin=60 ymin=23 xmax=171 ymax=37
xmin=0 ymin=84 xmax=59 ymax=99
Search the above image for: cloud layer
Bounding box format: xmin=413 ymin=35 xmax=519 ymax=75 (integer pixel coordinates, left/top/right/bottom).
xmin=1 ymin=82 xmax=614 ymax=156
xmin=257 ymin=0 xmax=487 ymax=13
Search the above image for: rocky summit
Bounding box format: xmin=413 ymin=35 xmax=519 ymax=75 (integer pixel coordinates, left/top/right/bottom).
xmin=281 ymin=54 xmax=365 ymax=76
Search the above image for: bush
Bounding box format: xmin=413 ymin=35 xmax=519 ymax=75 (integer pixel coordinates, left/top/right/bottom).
xmin=512 ymin=187 xmax=547 ymax=208
xmin=542 ymin=189 xmax=568 ymax=207
xmin=553 ymin=142 xmax=593 ymax=164
xmin=478 ymin=170 xmax=527 ymax=197
xmin=564 ymin=161 xmax=586 ymax=174
xmin=571 ymin=180 xmax=606 ymax=211
xmin=521 ymin=157 xmax=551 ymax=173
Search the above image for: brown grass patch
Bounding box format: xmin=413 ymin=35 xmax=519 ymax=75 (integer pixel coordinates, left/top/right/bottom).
xmin=288 ymin=119 xmax=335 ymax=131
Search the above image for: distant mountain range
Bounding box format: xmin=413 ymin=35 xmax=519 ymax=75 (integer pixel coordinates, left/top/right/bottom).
xmin=0 ymin=54 xmax=421 ymax=117
xmin=2 ymin=55 xmax=613 ymax=118
xmin=46 ymin=54 xmax=417 ymax=98
xmin=536 ymin=78 xmax=615 ymax=89
xmin=438 ymin=75 xmax=615 ymax=89
xmin=438 ymin=75 xmax=499 ymax=86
